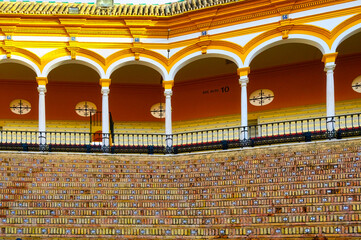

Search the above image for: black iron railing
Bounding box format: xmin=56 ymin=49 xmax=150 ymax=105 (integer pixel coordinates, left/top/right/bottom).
xmin=0 ymin=113 xmax=360 ymax=154
xmin=172 ymin=113 xmax=361 ymax=153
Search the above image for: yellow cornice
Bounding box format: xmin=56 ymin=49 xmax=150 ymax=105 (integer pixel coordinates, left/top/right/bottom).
xmin=0 ymin=0 xmax=354 ymax=41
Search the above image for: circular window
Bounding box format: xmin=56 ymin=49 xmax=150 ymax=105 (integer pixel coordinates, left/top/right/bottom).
xmin=75 ymin=101 xmax=97 ymax=117
xmin=249 ymin=89 xmax=274 ymax=106
xmin=150 ymin=103 xmax=165 ymax=118
xmin=10 ymin=99 xmax=32 ymax=115
xmin=352 ymin=76 xmax=361 ymax=93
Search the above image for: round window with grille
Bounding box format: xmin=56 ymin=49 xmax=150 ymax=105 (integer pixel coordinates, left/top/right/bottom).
xmin=75 ymin=101 xmax=97 ymax=117
xmin=150 ymin=103 xmax=165 ymax=118
xmin=249 ymin=89 xmax=274 ymax=106
xmin=352 ymin=76 xmax=361 ymax=93
xmin=10 ymin=99 xmax=32 ymax=115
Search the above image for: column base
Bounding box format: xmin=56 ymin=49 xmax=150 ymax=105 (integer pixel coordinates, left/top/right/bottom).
xmin=327 ymin=130 xmax=336 ymax=140
xmin=101 ymin=145 xmax=110 ymax=153
xmin=39 ymin=144 xmax=48 ymax=152
xmin=165 ymin=146 xmax=173 ymax=154
xmin=240 ymin=139 xmax=252 ymax=148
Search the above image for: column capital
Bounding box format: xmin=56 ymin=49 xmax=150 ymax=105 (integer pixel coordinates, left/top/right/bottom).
xmin=164 ymin=88 xmax=173 ymax=97
xmin=37 ymin=85 xmax=47 ymax=93
xmin=36 ymin=77 xmax=48 ymax=86
xmin=322 ymin=52 xmax=338 ymax=64
xmin=324 ymin=62 xmax=336 ymax=72
xmin=162 ymin=80 xmax=174 ymax=90
xmin=101 ymin=87 xmax=110 ymax=95
xmin=99 ymin=78 xmax=111 ymax=88
xmin=239 ymin=76 xmax=249 ymax=86
xmin=237 ymin=67 xmax=250 ymax=77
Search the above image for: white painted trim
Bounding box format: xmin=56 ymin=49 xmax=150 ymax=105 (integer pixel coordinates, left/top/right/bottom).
xmin=105 ymin=56 xmax=169 ymax=80
xmin=331 ymin=22 xmax=361 ymax=52
xmin=77 ymin=37 xmax=133 ymax=43
xmin=169 ymin=49 xmax=243 ymax=80
xmin=305 ymin=14 xmax=356 ymax=32
xmin=41 ymin=56 xmax=106 ymax=78
xmin=244 ymin=34 xmax=329 ymax=67
xmin=290 ymin=1 xmax=361 ymax=20
xmin=0 ymin=55 xmax=41 ymax=77
xmin=13 ymin=36 xmax=69 ymax=42
xmin=210 ymin=17 xmax=279 ymax=36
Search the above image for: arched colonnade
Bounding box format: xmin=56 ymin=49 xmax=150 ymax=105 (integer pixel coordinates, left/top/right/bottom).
xmin=1 ymin=24 xmax=361 ymax=150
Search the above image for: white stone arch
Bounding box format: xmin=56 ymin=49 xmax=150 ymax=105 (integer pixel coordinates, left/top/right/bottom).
xmin=0 ymin=55 xmax=41 ymax=77
xmin=331 ymin=23 xmax=361 ymax=52
xmin=169 ymin=49 xmax=243 ymax=80
xmin=105 ymin=57 xmax=169 ymax=80
xmin=41 ymin=56 xmax=106 ymax=78
xmin=244 ymin=34 xmax=330 ymax=67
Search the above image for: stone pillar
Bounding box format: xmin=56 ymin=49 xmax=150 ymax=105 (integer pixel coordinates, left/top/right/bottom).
xmin=100 ymin=78 xmax=111 ymax=150
xmin=237 ymin=67 xmax=250 ymax=141
xmin=163 ymin=80 xmax=174 ymax=153
xmin=36 ymin=77 xmax=48 ymax=149
xmin=322 ymin=53 xmax=338 ymax=134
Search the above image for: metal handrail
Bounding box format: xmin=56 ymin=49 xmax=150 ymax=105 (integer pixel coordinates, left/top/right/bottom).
xmin=0 ymin=113 xmax=359 ymax=154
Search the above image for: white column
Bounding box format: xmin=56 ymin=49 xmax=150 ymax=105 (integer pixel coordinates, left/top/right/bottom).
xmin=322 ymin=53 xmax=337 ymax=135
xmin=164 ymin=88 xmax=173 ymax=151
xmin=325 ymin=62 xmax=336 ymax=132
xmin=238 ymin=67 xmax=250 ymax=141
xmin=101 ymin=87 xmax=110 ymax=147
xmin=38 ymin=85 xmax=47 ymax=146
xmin=240 ymin=76 xmax=249 ymax=140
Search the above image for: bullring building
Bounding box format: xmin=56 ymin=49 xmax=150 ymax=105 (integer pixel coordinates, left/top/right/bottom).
xmin=0 ymin=0 xmax=361 ymax=238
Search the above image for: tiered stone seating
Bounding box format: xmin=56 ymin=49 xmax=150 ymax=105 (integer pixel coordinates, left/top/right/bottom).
xmin=0 ymin=139 xmax=360 ymax=239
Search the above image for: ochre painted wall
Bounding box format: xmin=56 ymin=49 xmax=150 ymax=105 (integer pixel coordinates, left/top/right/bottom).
xmin=335 ymin=54 xmax=361 ymax=101
xmin=248 ymin=61 xmax=326 ymax=113
xmin=46 ymin=82 xmax=101 ymax=121
xmin=109 ymin=84 xmax=164 ymax=122
xmin=172 ymin=76 xmax=240 ymax=121
xmin=0 ymin=81 xmax=38 ymax=120
xmin=0 ymin=55 xmax=360 ymax=122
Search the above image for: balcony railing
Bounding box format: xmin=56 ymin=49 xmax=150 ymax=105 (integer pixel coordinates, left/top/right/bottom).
xmin=0 ymin=113 xmax=360 ymax=154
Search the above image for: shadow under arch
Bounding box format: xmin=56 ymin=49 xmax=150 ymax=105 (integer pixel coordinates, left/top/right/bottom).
xmin=332 ymin=21 xmax=361 ymax=52
xmin=105 ymin=56 xmax=169 ymax=81
xmin=41 ymin=55 xmax=106 ymax=79
xmin=244 ymin=34 xmax=329 ymax=67
xmin=0 ymin=55 xmax=41 ymax=77
xmin=169 ymin=48 xmax=243 ymax=81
